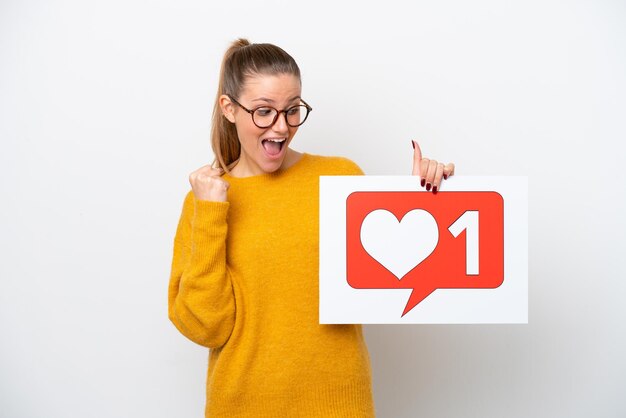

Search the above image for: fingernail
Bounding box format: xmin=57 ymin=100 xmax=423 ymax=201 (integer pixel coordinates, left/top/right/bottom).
xmin=433 ymin=185 xmax=438 ymax=194
xmin=426 ymin=183 xmax=431 ymax=191
xmin=421 ymin=178 xmax=425 ymax=187
xmin=411 ymin=140 xmax=415 ymax=149
xmin=443 ymin=174 xmax=448 ymax=180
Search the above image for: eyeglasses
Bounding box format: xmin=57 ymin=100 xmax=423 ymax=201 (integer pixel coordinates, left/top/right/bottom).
xmin=226 ymin=94 xmax=312 ymax=128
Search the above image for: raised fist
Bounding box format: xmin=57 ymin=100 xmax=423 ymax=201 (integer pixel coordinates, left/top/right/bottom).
xmin=188 ymin=165 xmax=229 ymax=202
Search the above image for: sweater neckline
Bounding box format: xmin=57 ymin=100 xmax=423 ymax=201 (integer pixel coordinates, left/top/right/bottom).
xmin=223 ymin=152 xmax=310 ymax=183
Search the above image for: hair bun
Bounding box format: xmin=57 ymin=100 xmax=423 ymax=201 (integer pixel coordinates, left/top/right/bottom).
xmin=233 ymin=38 xmax=251 ymax=48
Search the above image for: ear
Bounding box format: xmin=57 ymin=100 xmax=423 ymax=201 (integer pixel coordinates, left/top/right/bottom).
xmin=219 ymin=94 xmax=236 ymax=123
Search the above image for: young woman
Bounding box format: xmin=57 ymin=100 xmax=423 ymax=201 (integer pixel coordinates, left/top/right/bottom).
xmin=168 ymin=38 xmax=455 ymax=418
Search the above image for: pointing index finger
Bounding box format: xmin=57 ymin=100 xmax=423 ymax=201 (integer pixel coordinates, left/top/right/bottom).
xmin=411 ymin=140 xmax=422 ymax=176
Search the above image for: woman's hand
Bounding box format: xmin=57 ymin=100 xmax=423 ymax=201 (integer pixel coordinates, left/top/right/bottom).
xmin=411 ymin=140 xmax=455 ymax=194
xmin=189 ymin=165 xmax=230 ymax=202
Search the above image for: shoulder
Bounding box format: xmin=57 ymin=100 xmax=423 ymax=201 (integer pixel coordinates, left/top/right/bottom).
xmin=304 ymin=153 xmax=365 ymax=176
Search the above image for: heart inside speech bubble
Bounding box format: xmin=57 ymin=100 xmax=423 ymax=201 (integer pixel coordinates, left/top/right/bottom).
xmin=360 ymin=209 xmax=439 ymax=279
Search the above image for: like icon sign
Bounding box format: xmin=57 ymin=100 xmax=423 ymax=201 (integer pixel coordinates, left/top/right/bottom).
xmin=346 ymin=191 xmax=504 ymax=317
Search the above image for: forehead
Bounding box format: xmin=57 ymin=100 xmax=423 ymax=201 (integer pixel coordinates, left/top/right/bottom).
xmin=240 ymin=73 xmax=302 ymax=103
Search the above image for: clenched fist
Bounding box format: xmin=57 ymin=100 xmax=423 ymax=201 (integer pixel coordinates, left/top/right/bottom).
xmin=188 ymin=165 xmax=230 ymax=202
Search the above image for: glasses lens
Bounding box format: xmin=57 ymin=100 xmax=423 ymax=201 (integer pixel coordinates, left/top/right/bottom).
xmin=253 ymin=107 xmax=278 ymax=128
xmin=286 ymin=105 xmax=309 ymax=127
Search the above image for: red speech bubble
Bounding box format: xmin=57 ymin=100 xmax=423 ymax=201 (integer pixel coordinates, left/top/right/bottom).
xmin=346 ymin=192 xmax=504 ymax=317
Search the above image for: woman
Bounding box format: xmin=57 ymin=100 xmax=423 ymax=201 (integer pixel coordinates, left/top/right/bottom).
xmin=168 ymin=38 xmax=454 ymax=418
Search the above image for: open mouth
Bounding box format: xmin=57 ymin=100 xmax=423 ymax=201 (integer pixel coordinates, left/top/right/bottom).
xmin=261 ymin=138 xmax=286 ymax=156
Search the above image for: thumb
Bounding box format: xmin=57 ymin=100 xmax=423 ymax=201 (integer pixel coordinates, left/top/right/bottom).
xmin=411 ymin=140 xmax=422 ymax=175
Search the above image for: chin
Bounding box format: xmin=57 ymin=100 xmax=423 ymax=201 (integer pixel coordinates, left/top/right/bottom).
xmin=261 ymin=158 xmax=285 ymax=173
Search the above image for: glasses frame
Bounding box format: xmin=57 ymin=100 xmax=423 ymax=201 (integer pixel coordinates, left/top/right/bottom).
xmin=225 ymin=94 xmax=313 ymax=129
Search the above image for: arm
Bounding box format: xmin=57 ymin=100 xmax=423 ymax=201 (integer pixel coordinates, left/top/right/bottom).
xmin=167 ymin=190 xmax=236 ymax=348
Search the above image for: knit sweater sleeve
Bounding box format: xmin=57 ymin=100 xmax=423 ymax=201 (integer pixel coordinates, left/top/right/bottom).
xmin=167 ymin=190 xmax=236 ymax=348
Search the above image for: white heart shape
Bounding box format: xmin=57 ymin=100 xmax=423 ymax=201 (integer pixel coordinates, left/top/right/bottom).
xmin=360 ymin=209 xmax=439 ymax=280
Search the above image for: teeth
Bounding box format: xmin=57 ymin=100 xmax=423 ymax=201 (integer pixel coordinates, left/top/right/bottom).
xmin=264 ymin=138 xmax=286 ymax=142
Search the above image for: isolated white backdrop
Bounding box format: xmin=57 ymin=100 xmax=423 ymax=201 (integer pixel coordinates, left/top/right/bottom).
xmin=1 ymin=1 xmax=625 ymax=417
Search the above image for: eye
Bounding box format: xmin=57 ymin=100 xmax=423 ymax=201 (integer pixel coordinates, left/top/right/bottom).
xmin=287 ymin=107 xmax=301 ymax=115
xmin=255 ymin=108 xmax=274 ymax=117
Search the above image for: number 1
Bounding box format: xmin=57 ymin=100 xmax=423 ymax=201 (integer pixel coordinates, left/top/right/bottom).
xmin=448 ymin=211 xmax=479 ymax=275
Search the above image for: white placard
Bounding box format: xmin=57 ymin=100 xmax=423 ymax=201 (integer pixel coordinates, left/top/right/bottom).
xmin=319 ymin=176 xmax=528 ymax=324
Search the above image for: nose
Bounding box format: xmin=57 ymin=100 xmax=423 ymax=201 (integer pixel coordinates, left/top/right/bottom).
xmin=271 ymin=111 xmax=289 ymax=134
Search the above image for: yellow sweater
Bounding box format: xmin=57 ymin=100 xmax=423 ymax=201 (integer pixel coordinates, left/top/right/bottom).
xmin=168 ymin=152 xmax=376 ymax=417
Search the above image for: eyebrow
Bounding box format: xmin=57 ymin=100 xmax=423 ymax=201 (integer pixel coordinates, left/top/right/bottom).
xmin=251 ymin=96 xmax=301 ymax=103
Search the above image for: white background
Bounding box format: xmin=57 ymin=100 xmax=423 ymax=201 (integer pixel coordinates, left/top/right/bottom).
xmin=319 ymin=176 xmax=528 ymax=324
xmin=1 ymin=0 xmax=624 ymax=417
